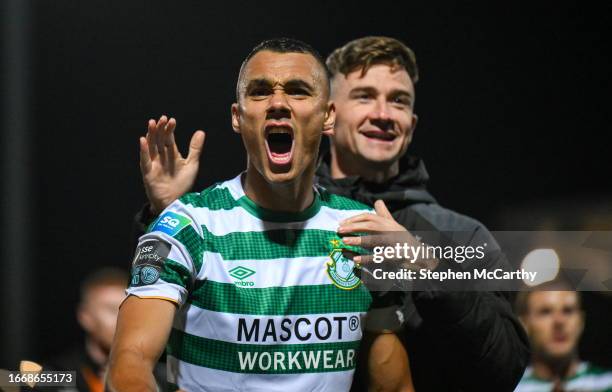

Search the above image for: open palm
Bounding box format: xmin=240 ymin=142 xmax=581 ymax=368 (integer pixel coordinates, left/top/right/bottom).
xmin=139 ymin=115 xmax=205 ymax=215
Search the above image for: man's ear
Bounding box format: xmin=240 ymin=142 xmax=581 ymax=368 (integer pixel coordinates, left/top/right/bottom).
xmin=231 ymin=103 xmax=240 ymax=133
xmin=408 ymin=113 xmax=418 ymax=140
xmin=323 ymin=101 xmax=336 ymax=136
xmin=399 ymin=113 xmax=419 ymax=154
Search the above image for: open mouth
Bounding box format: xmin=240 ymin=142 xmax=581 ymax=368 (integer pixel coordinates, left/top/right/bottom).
xmin=553 ymin=335 xmax=569 ymax=343
xmin=360 ymin=130 xmax=397 ymax=142
xmin=265 ymin=125 xmax=294 ymax=165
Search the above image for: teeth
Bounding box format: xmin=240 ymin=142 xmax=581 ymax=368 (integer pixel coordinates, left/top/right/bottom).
xmin=267 ymin=126 xmax=292 ymax=134
xmin=363 ymin=131 xmax=395 ymax=140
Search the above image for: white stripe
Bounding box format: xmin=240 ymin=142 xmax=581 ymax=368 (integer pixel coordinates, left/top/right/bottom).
xmin=223 ymin=174 xmax=245 ymax=199
xmin=200 ymin=253 xmax=334 ymax=287
xmin=189 ymin=203 xmax=371 ymax=236
xmin=185 ymin=174 xmax=372 ymax=237
xmin=173 ymin=307 xmax=365 ymax=345
xmin=514 ymin=382 xmax=550 ymax=392
xmin=125 ymin=282 xmax=187 ymax=305
xmin=566 ymin=372 xmax=612 ymax=389
xmin=167 ymin=354 xmax=354 ymax=392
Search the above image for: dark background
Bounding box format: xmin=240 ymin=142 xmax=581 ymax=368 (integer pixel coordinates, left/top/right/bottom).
xmin=2 ymin=1 xmax=611 ymax=369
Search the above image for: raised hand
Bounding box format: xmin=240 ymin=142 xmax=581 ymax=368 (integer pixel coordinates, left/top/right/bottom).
xmin=139 ymin=115 xmax=205 ymax=215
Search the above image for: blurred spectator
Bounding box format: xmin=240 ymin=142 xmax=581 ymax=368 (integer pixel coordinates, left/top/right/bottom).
xmin=515 ymin=289 xmax=612 ymax=392
xmin=46 ymin=268 xmax=127 ymax=392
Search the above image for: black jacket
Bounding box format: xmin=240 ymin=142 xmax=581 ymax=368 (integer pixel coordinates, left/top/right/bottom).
xmin=317 ymin=153 xmax=530 ymax=392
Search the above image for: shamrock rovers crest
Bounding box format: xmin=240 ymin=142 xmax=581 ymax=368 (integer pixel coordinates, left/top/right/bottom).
xmin=327 ymin=242 xmax=361 ymax=290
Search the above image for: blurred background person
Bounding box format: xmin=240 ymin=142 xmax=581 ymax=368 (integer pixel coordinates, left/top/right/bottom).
xmin=515 ymin=289 xmax=612 ymax=392
xmin=46 ymin=268 xmax=129 ymax=392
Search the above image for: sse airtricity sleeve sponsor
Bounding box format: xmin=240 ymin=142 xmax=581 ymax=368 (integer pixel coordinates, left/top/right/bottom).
xmin=126 ymin=200 xmax=204 ymax=306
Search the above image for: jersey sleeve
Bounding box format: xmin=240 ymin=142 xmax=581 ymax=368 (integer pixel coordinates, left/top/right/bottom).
xmin=126 ymin=199 xmax=205 ymax=307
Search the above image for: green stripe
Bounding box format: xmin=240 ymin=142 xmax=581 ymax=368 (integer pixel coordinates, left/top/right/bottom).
xmin=235 ymin=195 xmax=322 ymax=223
xmin=183 ymin=185 xmax=324 ymax=222
xmin=189 ymin=281 xmax=372 ymax=315
xmin=159 ymin=259 xmax=192 ymax=290
xmin=201 ymin=227 xmax=337 ymax=260
xmin=318 ymin=189 xmax=372 ymax=211
xmin=179 ymin=185 xmax=372 ymax=214
xmin=180 ymin=186 xmax=238 ymax=210
xmin=174 ymin=225 xmax=205 ymax=271
xmin=167 ymin=329 xmax=361 ymax=374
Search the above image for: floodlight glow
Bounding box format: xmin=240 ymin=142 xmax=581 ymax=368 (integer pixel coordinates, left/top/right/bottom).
xmin=521 ymin=248 xmax=560 ymax=286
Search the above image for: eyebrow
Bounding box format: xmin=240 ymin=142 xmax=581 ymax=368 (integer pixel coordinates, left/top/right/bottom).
xmin=284 ymin=79 xmax=315 ymax=93
xmin=245 ymin=78 xmax=315 ymax=94
xmin=350 ymin=86 xmax=413 ymax=99
xmin=245 ymin=78 xmax=272 ymax=92
xmin=350 ymin=87 xmax=414 ymax=107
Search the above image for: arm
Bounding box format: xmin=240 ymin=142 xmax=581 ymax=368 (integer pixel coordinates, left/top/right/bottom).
xmin=368 ymin=333 xmax=414 ymax=392
xmin=411 ymin=225 xmax=530 ymax=391
xmin=338 ymin=202 xmax=414 ymax=392
xmin=107 ymin=296 xmax=176 ymax=392
xmin=412 ymin=290 xmax=529 ymax=391
xmin=339 ymin=201 xmax=529 ymax=391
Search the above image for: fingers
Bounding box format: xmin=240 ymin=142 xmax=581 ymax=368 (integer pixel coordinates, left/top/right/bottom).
xmin=163 ymin=117 xmax=178 ymax=174
xmin=343 ymin=233 xmax=407 ymax=249
xmin=342 ymin=234 xmax=387 ymax=249
xmin=144 ymin=115 xmax=204 ymax=171
xmin=338 ymin=213 xmax=385 ymax=234
xmin=374 ymin=200 xmax=393 ymax=219
xmin=164 ymin=117 xmax=178 ymax=153
xmin=187 ymin=130 xmax=206 ymax=164
xmin=341 ymin=236 xmax=362 ymax=246
xmin=145 ymin=115 xmax=178 ymax=167
xmin=146 ymin=119 xmax=158 ymax=160
xmin=339 ymin=212 xmax=377 ymax=226
xmin=139 ymin=136 xmax=152 ymax=174
xmin=352 ymin=254 xmax=374 ymax=265
xmin=338 ymin=221 xmax=380 ymax=235
xmin=155 ymin=115 xmax=168 ymax=160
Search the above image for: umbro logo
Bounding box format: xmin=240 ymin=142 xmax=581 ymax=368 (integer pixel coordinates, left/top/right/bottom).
xmin=229 ymin=266 xmax=256 ymax=287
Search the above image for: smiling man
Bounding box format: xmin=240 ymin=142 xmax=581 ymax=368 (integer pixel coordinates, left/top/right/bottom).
xmin=325 ymin=46 xmax=417 ymax=183
xmin=108 ymin=38 xmax=410 ymax=392
xmin=320 ymin=37 xmax=529 ymax=392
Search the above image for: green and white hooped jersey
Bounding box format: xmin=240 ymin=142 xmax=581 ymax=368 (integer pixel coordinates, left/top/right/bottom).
xmin=127 ymin=174 xmax=373 ymax=392
xmin=515 ymin=362 xmax=612 ymax=392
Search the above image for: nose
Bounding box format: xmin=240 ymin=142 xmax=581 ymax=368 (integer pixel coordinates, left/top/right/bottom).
xmin=371 ymin=97 xmax=391 ymax=121
xmin=266 ymin=90 xmax=291 ymax=120
xmin=552 ymin=310 xmax=568 ymax=327
xmin=368 ymin=97 xmax=394 ymax=131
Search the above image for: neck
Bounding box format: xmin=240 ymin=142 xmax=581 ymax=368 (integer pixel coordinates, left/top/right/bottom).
xmin=531 ymin=353 xmax=580 ymax=381
xmin=330 ymin=145 xmax=399 ymax=183
xmin=85 ymin=337 xmax=109 ymax=371
xmin=243 ymin=164 xmax=315 ymax=212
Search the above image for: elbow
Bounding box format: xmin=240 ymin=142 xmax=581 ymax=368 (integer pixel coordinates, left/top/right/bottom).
xmin=106 ymin=347 xmax=156 ymax=392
